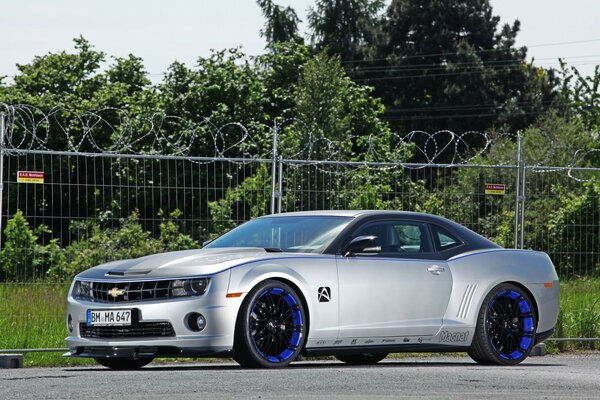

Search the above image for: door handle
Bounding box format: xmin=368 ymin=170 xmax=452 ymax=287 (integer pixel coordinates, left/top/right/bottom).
xmin=427 ymin=265 xmax=445 ymax=275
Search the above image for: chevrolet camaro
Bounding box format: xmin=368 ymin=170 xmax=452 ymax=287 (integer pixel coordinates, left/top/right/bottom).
xmin=65 ymin=211 xmax=559 ymax=369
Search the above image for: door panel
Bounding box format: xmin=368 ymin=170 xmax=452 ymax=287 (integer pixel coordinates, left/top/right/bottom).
xmin=337 ymin=257 xmax=452 ymax=337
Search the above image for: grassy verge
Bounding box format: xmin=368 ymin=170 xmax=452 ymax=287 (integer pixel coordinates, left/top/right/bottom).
xmin=0 ymin=283 xmax=92 ymax=367
xmin=546 ymin=278 xmax=600 ymax=353
xmin=1 ymin=279 xmax=599 ymax=367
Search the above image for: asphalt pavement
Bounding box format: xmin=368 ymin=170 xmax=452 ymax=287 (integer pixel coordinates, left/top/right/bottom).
xmin=1 ymin=354 xmax=599 ymax=399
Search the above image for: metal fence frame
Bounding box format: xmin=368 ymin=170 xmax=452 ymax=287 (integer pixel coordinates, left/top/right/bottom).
xmin=1 ymin=111 xmax=600 ymax=265
xmin=1 ymin=111 xmax=600 ymax=354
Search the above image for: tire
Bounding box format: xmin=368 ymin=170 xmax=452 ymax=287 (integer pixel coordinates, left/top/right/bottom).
xmin=468 ymin=283 xmax=537 ymax=365
xmin=94 ymin=357 xmax=154 ymax=370
xmin=335 ymin=353 xmax=388 ymax=365
xmin=233 ymin=280 xmax=307 ymax=368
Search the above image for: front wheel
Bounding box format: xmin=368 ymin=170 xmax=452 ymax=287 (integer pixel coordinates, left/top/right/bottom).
xmin=468 ymin=283 xmax=536 ymax=365
xmin=335 ymin=353 xmax=388 ymax=365
xmin=234 ymin=280 xmax=307 ymax=368
xmin=94 ymin=357 xmax=153 ymax=370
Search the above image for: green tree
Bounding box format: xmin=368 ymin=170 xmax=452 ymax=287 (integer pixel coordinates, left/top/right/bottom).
xmin=287 ymin=51 xmax=393 ymax=161
xmin=548 ymin=182 xmax=600 ymax=277
xmin=308 ymin=0 xmax=383 ymax=62
xmin=208 ymin=165 xmax=272 ymax=238
xmin=1 ymin=211 xmax=50 ymax=281
xmin=257 ymin=0 xmax=303 ymax=46
xmin=256 ymin=41 xmax=312 ymax=120
xmin=158 ymin=48 xmax=270 ymax=157
xmin=362 ymin=0 xmax=557 ymax=136
xmin=558 ymin=61 xmax=600 ymax=132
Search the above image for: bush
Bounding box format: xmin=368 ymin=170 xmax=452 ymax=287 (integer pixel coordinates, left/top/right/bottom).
xmin=0 ymin=210 xmax=50 ymax=281
xmin=1 ymin=209 xmax=198 ymax=282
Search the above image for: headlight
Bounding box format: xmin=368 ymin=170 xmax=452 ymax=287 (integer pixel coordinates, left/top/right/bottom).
xmin=72 ymin=280 xmax=92 ymax=299
xmin=170 ymin=278 xmax=210 ymax=297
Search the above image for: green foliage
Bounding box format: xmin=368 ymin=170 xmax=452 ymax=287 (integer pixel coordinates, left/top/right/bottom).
xmin=360 ymin=0 xmax=557 ymax=135
xmin=287 ymin=51 xmax=393 ymax=161
xmin=558 ymin=61 xmax=600 ymax=131
xmin=545 ymin=279 xmax=600 ymax=352
xmin=158 ymin=48 xmax=270 ymax=156
xmin=257 ymin=0 xmax=303 ymax=46
xmin=0 ymin=283 xmax=93 ymax=366
xmin=0 ymin=210 xmax=50 ymax=281
xmin=548 ymin=183 xmax=600 ymax=277
xmin=158 ymin=209 xmax=198 ymax=252
xmin=308 ymin=0 xmax=383 ymax=61
xmin=256 ymin=41 xmax=312 ymax=118
xmin=208 ymin=165 xmax=272 ymax=238
xmin=0 ymin=209 xmax=197 ymax=282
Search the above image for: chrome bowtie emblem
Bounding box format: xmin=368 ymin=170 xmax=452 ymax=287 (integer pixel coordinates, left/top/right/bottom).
xmin=108 ymin=288 xmax=126 ymax=298
xmin=317 ymin=287 xmax=331 ymax=302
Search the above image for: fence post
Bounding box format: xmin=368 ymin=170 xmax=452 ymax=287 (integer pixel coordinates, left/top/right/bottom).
xmin=277 ymin=156 xmax=283 ymax=213
xmin=0 ymin=112 xmax=5 ymax=250
xmin=520 ymin=164 xmax=526 ymax=249
xmin=270 ymin=122 xmax=278 ymax=214
xmin=514 ymin=133 xmax=522 ymax=249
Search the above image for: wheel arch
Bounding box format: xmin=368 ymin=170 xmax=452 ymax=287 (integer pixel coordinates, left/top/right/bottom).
xmin=232 ymin=276 xmax=312 ymax=353
xmin=503 ymin=280 xmax=540 ymax=324
xmin=269 ymin=277 xmax=311 ymax=349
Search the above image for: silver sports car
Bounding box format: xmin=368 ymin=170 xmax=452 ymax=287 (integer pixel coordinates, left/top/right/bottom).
xmin=65 ymin=211 xmax=559 ymax=369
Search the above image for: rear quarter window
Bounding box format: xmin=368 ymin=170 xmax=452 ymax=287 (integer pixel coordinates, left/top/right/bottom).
xmin=431 ymin=225 xmax=463 ymax=251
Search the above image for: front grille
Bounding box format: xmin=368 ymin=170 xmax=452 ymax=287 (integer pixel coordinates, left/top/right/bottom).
xmin=80 ymin=322 xmax=175 ymax=339
xmin=89 ymin=280 xmax=172 ymax=303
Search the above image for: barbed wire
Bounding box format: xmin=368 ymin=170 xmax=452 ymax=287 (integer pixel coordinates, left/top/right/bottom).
xmin=0 ymin=104 xmax=598 ymax=181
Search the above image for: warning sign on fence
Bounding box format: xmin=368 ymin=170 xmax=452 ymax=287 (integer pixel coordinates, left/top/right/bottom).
xmin=17 ymin=171 xmax=45 ymax=184
xmin=484 ymin=183 xmax=505 ymax=195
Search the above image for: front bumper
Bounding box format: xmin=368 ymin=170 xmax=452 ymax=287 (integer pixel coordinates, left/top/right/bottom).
xmin=65 ymin=345 xmax=233 ymax=359
xmin=65 ymin=271 xmax=243 ymax=358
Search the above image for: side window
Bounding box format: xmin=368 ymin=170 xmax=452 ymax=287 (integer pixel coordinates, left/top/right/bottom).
xmin=431 ymin=225 xmax=462 ymax=251
xmin=353 ymin=221 xmax=433 ymax=254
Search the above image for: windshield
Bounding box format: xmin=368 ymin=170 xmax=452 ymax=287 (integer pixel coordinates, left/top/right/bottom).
xmin=205 ymin=216 xmax=352 ymax=253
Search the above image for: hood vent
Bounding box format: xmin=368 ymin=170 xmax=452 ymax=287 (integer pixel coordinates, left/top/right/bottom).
xmin=105 ymin=270 xmax=151 ymax=277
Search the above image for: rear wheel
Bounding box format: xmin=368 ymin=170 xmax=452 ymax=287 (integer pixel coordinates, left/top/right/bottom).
xmin=94 ymin=357 xmax=153 ymax=370
xmin=335 ymin=353 xmax=388 ymax=365
xmin=468 ymin=283 xmax=536 ymax=365
xmin=234 ymin=280 xmax=307 ymax=368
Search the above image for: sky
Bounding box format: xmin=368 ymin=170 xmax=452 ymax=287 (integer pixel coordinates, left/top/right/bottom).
xmin=1 ymin=0 xmax=600 ymax=83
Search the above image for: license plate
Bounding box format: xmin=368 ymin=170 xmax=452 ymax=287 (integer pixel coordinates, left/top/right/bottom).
xmin=87 ymin=309 xmax=132 ymax=326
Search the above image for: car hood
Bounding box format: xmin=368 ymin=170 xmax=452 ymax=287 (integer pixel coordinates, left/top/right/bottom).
xmin=75 ymin=248 xmax=319 ymax=280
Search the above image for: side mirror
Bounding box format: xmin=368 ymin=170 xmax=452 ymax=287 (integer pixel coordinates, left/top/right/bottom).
xmin=342 ymin=235 xmax=381 ymax=257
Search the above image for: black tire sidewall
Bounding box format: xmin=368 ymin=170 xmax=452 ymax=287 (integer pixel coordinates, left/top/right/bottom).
xmin=237 ymin=280 xmax=307 ymax=368
xmin=475 ymin=283 xmax=537 ymax=365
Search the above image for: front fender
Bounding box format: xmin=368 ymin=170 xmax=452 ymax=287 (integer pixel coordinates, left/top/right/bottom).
xmin=227 ymin=257 xmax=339 ymax=341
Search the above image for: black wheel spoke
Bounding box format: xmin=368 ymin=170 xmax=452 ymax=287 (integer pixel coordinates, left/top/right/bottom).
xmin=248 ymin=286 xmax=303 ymax=364
xmin=486 ymin=289 xmax=534 ymax=360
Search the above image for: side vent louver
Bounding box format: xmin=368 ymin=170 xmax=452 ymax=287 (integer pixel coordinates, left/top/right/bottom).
xmin=457 ymin=284 xmax=478 ymax=319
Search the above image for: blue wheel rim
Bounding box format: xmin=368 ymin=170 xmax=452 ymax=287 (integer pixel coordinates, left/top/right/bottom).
xmin=250 ymin=287 xmax=303 ymax=363
xmin=486 ymin=290 xmax=535 ymax=360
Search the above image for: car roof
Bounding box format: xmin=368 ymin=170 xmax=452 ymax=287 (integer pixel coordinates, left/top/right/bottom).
xmin=260 ymin=210 xmax=446 ymax=221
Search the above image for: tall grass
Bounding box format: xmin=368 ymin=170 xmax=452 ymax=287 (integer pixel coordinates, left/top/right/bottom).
xmin=1 ymin=279 xmax=599 ymax=366
xmin=0 ymin=283 xmax=92 ymax=366
xmin=547 ymin=278 xmax=600 ymax=352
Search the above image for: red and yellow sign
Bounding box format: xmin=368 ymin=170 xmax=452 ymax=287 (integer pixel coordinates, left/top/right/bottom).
xmin=17 ymin=171 xmax=45 ymax=184
xmin=484 ymin=183 xmax=505 ymax=195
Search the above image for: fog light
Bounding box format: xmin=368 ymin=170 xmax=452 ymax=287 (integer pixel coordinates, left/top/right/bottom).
xmin=67 ymin=314 xmax=73 ymax=333
xmin=187 ymin=312 xmax=207 ymax=332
